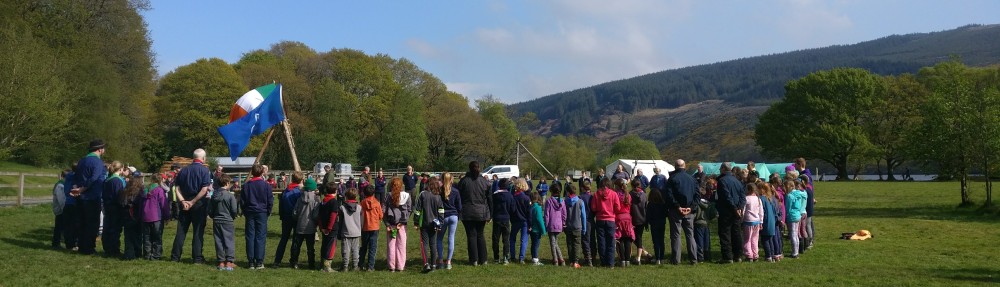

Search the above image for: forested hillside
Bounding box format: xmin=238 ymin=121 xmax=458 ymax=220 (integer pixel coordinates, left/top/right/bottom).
xmin=511 ymin=24 xmax=1000 ymax=135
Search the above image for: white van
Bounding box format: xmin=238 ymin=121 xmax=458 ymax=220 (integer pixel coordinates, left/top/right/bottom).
xmin=481 ymin=165 xmax=520 ymax=179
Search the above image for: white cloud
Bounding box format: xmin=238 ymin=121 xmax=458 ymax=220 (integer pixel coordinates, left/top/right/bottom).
xmin=445 ymin=82 xmax=486 ymax=98
xmin=775 ymin=0 xmax=855 ymax=45
xmin=406 ymin=39 xmax=440 ymax=58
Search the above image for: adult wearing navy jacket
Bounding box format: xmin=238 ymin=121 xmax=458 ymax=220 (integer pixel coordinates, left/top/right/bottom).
xmin=715 ymin=162 xmax=747 ymax=263
xmin=73 ymin=139 xmax=108 ymax=255
xmin=273 ymin=172 xmax=304 ymax=267
xmin=241 ymin=163 xmax=274 ymax=269
xmin=170 ymin=149 xmax=213 ymax=263
xmin=665 ymin=159 xmax=699 ymax=265
xmin=403 ymin=166 xmax=418 ymax=207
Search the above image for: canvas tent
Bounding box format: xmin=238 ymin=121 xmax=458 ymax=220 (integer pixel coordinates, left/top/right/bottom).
xmin=692 ymin=162 xmax=793 ymax=180
xmin=606 ymin=159 xmax=675 ymax=181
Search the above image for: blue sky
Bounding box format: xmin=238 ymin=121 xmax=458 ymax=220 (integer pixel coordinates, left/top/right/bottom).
xmin=143 ymin=0 xmax=1000 ymax=104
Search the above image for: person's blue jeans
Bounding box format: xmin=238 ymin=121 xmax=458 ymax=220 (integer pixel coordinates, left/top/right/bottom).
xmin=530 ymin=232 xmax=542 ymax=259
xmin=244 ymin=212 xmax=269 ymax=264
xmin=694 ymin=225 xmax=711 ymax=262
xmin=595 ymin=220 xmax=616 ymax=267
xmin=360 ymin=231 xmax=379 ymax=269
xmin=436 ymin=215 xmax=459 ymax=263
xmin=509 ymin=220 xmax=529 ymax=261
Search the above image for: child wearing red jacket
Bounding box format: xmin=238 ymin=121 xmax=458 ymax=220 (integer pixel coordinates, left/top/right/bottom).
xmin=590 ymin=178 xmax=621 ymax=268
xmin=319 ymin=182 xmax=341 ymax=272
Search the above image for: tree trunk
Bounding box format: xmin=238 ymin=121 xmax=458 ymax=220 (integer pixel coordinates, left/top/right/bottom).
xmin=875 ymin=160 xmax=883 ymax=181
xmin=961 ymin=172 xmax=970 ymax=205
xmin=835 ymin=155 xmax=849 ymax=181
xmin=985 ymin=158 xmax=993 ymax=208
xmin=885 ymin=158 xmax=898 ymax=181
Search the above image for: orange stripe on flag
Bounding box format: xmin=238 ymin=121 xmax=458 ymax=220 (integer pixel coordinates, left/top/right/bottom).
xmin=229 ymin=105 xmax=249 ymax=123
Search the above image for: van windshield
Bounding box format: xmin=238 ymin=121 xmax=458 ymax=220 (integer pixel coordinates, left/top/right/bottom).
xmin=483 ymin=166 xmax=495 ymax=173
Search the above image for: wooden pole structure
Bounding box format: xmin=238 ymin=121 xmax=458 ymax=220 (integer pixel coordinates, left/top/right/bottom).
xmin=254 ymin=128 xmax=276 ymax=165
xmin=282 ymin=120 xmax=302 ymax=172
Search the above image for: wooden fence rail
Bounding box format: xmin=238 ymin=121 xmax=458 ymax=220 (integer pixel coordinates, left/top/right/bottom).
xmin=0 ymin=172 xmax=58 ymax=207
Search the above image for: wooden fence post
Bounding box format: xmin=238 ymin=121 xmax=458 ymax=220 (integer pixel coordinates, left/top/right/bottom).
xmin=17 ymin=173 xmax=24 ymax=207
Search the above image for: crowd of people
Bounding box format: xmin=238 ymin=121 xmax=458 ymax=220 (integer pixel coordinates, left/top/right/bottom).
xmin=49 ymin=140 xmax=817 ymax=273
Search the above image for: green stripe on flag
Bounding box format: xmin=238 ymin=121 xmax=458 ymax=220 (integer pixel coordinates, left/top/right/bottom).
xmin=255 ymin=84 xmax=277 ymax=99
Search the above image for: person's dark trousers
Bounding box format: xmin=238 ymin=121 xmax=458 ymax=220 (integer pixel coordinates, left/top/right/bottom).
xmin=491 ymin=220 xmax=511 ymax=261
xmin=421 ymin=227 xmax=439 ymax=268
xmin=694 ymin=225 xmax=711 ymax=262
xmin=101 ymin=201 xmax=122 ymax=257
xmin=244 ymin=212 xmax=269 ymax=266
xmin=62 ymin=204 xmax=80 ymax=249
xmin=634 ymin=224 xmax=646 ymax=252
xmin=462 ymin=220 xmax=488 ymax=265
xmin=565 ymin=229 xmax=581 ymax=264
xmin=509 ymin=220 xmax=529 ymax=261
xmin=122 ymin=220 xmax=142 ymax=260
xmin=668 ymin=210 xmax=698 ymax=264
xmin=142 ymin=221 xmax=164 ymax=260
xmin=717 ymin=212 xmax=743 ymax=262
xmin=78 ymin=200 xmax=101 ymax=255
xmin=171 ymin=200 xmax=207 ymax=262
xmin=529 ymin=232 xmax=542 ymax=259
xmin=273 ymin=219 xmax=295 ymax=265
xmin=594 ymin=220 xmax=616 ymax=267
xmin=320 ymin=233 xmax=338 ymax=260
xmin=761 ymin=235 xmax=775 ymax=259
xmin=650 ymin=222 xmax=666 ymax=261
xmin=52 ymin=211 xmax=67 ymax=248
xmin=359 ymin=231 xmax=378 ymax=270
xmin=290 ymin=234 xmax=317 ymax=268
xmin=583 ymin=218 xmax=597 ymax=263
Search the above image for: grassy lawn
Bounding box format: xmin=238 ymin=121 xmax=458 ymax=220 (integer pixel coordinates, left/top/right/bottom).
xmin=0 ymin=181 xmax=998 ymax=286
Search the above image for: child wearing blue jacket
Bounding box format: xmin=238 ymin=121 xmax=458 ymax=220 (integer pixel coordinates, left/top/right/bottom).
xmin=509 ymin=179 xmax=532 ymax=264
xmin=783 ymin=180 xmax=808 ymax=258
xmin=564 ymin=184 xmax=587 ymax=268
xmin=102 ymin=161 xmax=127 ymax=257
xmin=274 ymin=172 xmax=304 ymax=267
xmin=528 ymin=193 xmax=547 ymax=266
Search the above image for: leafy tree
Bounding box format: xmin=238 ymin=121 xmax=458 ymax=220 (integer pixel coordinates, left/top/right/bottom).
xmin=154 ymin=58 xmax=246 ymax=158
xmin=756 ymin=68 xmax=884 ymax=180
xmin=378 ymin=91 xmax=428 ymax=168
xmin=301 ymin=79 xmax=359 ymax=164
xmin=608 ymin=134 xmax=660 ymax=161
xmin=477 ymin=95 xmax=519 ymax=165
xmin=425 ymin=91 xmax=493 ymax=171
xmin=864 ymin=74 xmax=926 ymax=180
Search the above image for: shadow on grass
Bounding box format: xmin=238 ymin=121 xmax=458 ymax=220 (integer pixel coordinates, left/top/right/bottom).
xmin=924 ymin=267 xmax=1000 ymax=284
xmin=820 ymin=206 xmax=998 ymax=223
xmin=2 ymin=227 xmax=53 ymax=250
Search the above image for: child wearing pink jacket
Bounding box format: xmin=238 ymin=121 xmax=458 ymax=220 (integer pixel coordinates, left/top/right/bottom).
xmin=741 ymin=183 xmax=764 ymax=262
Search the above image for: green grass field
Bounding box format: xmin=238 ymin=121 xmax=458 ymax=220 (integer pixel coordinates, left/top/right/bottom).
xmin=1 ymin=181 xmax=998 ymax=286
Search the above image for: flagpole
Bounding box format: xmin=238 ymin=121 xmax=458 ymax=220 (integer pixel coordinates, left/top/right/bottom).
xmin=254 ymin=128 xmax=276 ymax=165
xmin=282 ymin=120 xmax=302 ymax=172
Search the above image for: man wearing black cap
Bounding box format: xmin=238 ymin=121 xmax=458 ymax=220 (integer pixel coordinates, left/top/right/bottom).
xmin=171 ymin=148 xmax=213 ymax=263
xmin=71 ymin=139 xmax=108 ymax=255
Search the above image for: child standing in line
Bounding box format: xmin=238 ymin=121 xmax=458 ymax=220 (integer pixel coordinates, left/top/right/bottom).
xmin=694 ymin=178 xmax=718 ymax=263
xmin=241 ymin=164 xmax=274 ymax=270
xmin=339 ymin=188 xmax=363 ymax=272
xmin=800 ymin=175 xmax=816 ymax=253
xmin=509 ymin=179 xmax=532 ymax=264
xmin=629 ymin=179 xmax=648 ymax=265
xmin=784 ymin=180 xmax=808 ymax=258
xmin=613 ymin=179 xmax=634 ymax=267
xmin=416 ymin=177 xmax=444 ymax=273
xmin=141 ymin=173 xmax=170 ymax=260
xmin=436 ymin=173 xmax=461 ymax=270
xmin=590 ymin=178 xmax=620 ymax=268
xmin=384 ymin=178 xmax=410 ymax=272
xmin=102 ymin=161 xmax=127 ymax=257
xmin=359 ymin=184 xmax=383 ymax=271
xmin=579 ymin=180 xmax=596 ymax=266
xmin=768 ymin=174 xmax=786 ymax=257
xmin=208 ymin=174 xmax=238 ymax=270
xmin=645 ymin=187 xmax=668 ymax=265
xmin=319 ymin=182 xmax=342 ymax=272
xmin=120 ymin=175 xmax=144 ymax=260
xmin=491 ymin=178 xmax=514 ymax=265
xmin=51 ymin=170 xmax=68 ymax=249
xmin=544 ymin=184 xmax=566 ymax=266
xmin=290 ymin=178 xmax=320 ymax=270
xmin=757 ymin=181 xmax=782 ymax=262
xmin=741 ymin=183 xmax=764 ymax=262
xmin=274 ymin=172 xmax=304 ymax=268
xmin=529 ymin=193 xmax=547 ymax=266
xmin=564 ymin=184 xmax=586 ymax=268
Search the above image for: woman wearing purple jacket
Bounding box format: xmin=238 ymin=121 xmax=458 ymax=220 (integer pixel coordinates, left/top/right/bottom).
xmin=544 ymin=184 xmax=567 ymax=266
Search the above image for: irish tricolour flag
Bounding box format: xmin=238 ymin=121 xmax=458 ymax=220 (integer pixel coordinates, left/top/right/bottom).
xmin=217 ymin=84 xmax=286 ymax=160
